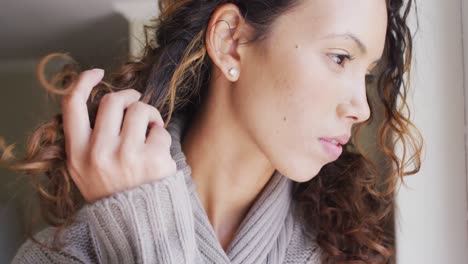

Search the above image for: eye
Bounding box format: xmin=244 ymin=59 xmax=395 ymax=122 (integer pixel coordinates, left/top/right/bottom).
xmin=328 ymin=53 xmax=353 ymax=67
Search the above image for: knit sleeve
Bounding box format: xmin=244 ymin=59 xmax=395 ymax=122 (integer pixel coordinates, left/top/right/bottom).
xmin=11 ymin=169 xmax=199 ymax=264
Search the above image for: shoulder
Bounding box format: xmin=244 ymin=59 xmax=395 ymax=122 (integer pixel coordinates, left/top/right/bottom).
xmin=285 ymin=201 xmax=323 ymax=263
xmin=12 ymin=219 xmax=99 ymax=264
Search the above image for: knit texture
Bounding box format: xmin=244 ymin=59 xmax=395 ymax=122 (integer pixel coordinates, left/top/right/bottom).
xmin=11 ymin=110 xmax=322 ymax=264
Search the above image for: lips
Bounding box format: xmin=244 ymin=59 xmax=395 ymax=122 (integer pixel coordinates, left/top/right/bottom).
xmin=318 ymin=134 xmax=350 ymax=160
xmin=319 ymin=134 xmax=350 ymax=146
xmin=320 ymin=138 xmax=341 ymax=146
xmin=319 ymin=138 xmax=343 ymax=160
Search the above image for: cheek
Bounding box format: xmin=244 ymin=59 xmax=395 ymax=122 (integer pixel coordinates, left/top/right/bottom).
xmin=272 ymin=55 xmax=336 ymax=135
xmin=266 ymin=57 xmax=340 ymax=180
xmin=232 ymin=46 xmax=337 ymax=180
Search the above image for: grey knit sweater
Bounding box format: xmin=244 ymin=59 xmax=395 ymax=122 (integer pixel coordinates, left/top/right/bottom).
xmin=11 ymin=110 xmax=322 ymax=264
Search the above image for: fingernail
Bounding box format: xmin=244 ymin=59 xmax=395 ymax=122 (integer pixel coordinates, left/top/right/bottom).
xmin=91 ymin=68 xmax=104 ymax=74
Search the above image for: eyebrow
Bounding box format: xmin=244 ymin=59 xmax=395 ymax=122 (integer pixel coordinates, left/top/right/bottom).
xmin=321 ymin=33 xmax=382 ymax=66
xmin=321 ymin=33 xmax=367 ymax=54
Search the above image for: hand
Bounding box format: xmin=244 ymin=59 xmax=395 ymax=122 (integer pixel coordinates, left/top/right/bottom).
xmin=61 ymin=69 xmax=177 ymax=202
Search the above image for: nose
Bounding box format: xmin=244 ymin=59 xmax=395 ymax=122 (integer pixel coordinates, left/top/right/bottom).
xmin=338 ymin=79 xmax=371 ymax=124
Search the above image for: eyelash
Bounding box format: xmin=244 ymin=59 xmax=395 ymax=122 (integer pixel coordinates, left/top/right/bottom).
xmin=328 ymin=53 xmax=376 ymax=83
xmin=329 ymin=53 xmax=354 ymax=67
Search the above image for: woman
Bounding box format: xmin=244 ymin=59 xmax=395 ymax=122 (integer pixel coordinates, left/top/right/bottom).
xmin=1 ymin=0 xmax=423 ymax=263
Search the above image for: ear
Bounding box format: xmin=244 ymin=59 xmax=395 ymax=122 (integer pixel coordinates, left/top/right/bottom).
xmin=205 ymin=3 xmax=254 ymax=82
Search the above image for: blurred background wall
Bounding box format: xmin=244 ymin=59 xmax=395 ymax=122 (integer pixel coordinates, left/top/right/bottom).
xmin=395 ymin=0 xmax=468 ymax=263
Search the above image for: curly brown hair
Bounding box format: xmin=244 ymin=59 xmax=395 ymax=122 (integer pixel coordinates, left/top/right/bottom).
xmin=1 ymin=0 xmax=423 ymax=263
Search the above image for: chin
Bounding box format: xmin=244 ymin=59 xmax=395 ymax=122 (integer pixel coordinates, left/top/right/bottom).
xmin=278 ymin=158 xmax=322 ymax=183
xmin=289 ymin=170 xmax=320 ymax=183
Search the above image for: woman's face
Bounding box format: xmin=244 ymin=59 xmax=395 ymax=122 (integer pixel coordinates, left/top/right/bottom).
xmin=231 ymin=0 xmax=388 ymax=182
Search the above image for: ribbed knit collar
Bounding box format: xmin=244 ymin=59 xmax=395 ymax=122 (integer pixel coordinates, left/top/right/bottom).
xmin=166 ymin=110 xmax=295 ymax=264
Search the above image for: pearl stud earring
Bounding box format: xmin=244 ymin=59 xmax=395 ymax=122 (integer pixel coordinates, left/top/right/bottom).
xmin=228 ymin=67 xmax=239 ymax=78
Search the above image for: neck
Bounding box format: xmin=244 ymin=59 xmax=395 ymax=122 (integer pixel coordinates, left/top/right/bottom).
xmin=181 ymin=82 xmax=276 ymax=246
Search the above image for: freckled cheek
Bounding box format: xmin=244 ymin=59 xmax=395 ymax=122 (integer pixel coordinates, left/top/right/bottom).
xmin=300 ymin=69 xmax=339 ymax=110
xmin=279 ymin=77 xmax=329 ymax=115
xmin=285 ymin=58 xmax=332 ymax=104
xmin=271 ymin=75 xmax=334 ymax=144
xmin=266 ymin=54 xmax=332 ymax=132
xmin=269 ymin=69 xmax=327 ymax=120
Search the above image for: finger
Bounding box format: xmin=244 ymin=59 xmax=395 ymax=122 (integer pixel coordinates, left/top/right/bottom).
xmin=62 ymin=69 xmax=104 ymax=156
xmin=145 ymin=121 xmax=171 ymax=147
xmin=120 ymin=102 xmax=165 ymax=146
xmin=92 ymin=89 xmax=142 ymax=145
